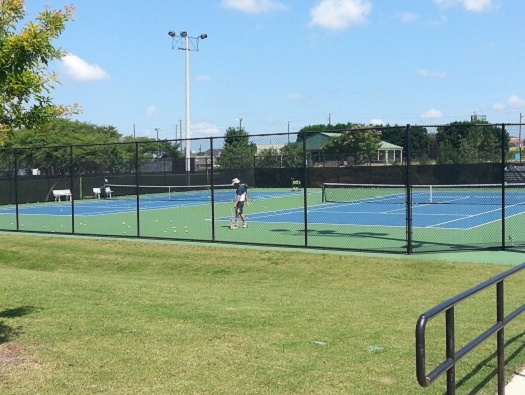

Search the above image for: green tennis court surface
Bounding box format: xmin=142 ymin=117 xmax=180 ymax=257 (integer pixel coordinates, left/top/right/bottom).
xmin=2 ymin=184 xmax=524 ymax=253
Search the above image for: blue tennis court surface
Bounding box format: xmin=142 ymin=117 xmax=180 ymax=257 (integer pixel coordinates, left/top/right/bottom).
xmin=0 ymin=189 xmax=302 ymax=217
xmin=3 ymin=188 xmax=525 ymax=230
xmin=223 ymin=201 xmax=525 ymax=230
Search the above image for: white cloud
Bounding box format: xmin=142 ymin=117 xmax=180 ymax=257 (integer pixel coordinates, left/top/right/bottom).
xmin=421 ymin=108 xmax=443 ymax=119
xmin=221 ymin=0 xmax=286 ymax=13
xmin=287 ymin=92 xmax=307 ymax=100
xmin=191 ymin=122 xmax=222 ymax=138
xmin=309 ymin=0 xmax=372 ymax=31
xmin=433 ymin=0 xmax=494 ymax=12
xmin=370 ymin=119 xmax=384 ymax=125
xmin=417 ymin=69 xmax=448 ymax=78
xmin=196 ymin=75 xmax=212 ymax=82
xmin=493 ymin=95 xmax=525 ymax=111
xmin=60 ymin=54 xmax=109 ymax=82
xmin=395 ymin=12 xmax=419 ymax=23
xmin=507 ymin=95 xmax=525 ymax=108
xmin=145 ymin=105 xmax=160 ymax=117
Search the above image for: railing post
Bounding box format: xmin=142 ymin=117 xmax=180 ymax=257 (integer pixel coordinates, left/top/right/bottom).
xmin=497 ymin=281 xmax=505 ymax=394
xmin=446 ymin=308 xmax=456 ymax=395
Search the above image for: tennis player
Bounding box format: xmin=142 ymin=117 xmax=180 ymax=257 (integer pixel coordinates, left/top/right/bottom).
xmin=232 ymin=178 xmax=249 ymax=228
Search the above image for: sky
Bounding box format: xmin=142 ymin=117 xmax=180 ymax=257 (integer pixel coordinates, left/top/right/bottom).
xmin=23 ymin=0 xmax=525 ymax=141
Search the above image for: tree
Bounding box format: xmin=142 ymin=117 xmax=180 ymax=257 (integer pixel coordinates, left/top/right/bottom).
xmin=0 ymin=119 xmax=184 ymax=174
xmin=435 ymin=121 xmax=508 ymax=164
xmin=218 ymin=127 xmax=257 ymax=169
xmin=0 ymin=0 xmax=78 ymax=144
xmin=280 ymin=142 xmax=303 ymax=168
xmin=380 ymin=125 xmax=430 ymax=158
xmin=323 ymin=128 xmax=381 ymax=162
xmin=256 ymin=147 xmax=281 ymax=168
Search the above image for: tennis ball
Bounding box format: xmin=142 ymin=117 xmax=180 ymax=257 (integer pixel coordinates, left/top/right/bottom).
xmin=122 ymin=222 xmax=125 ymax=225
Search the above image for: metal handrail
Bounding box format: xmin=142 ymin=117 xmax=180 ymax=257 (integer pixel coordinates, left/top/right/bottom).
xmin=416 ymin=261 xmax=525 ymax=394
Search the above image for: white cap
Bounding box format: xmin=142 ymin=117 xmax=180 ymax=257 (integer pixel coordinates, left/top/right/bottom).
xmin=231 ymin=178 xmax=240 ymax=185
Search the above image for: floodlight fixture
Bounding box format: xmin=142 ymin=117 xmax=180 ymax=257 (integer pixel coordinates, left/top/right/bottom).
xmin=168 ymin=29 xmax=208 ymax=180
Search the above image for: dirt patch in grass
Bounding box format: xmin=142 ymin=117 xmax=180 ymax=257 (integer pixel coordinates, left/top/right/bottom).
xmin=0 ymin=343 xmax=29 ymax=366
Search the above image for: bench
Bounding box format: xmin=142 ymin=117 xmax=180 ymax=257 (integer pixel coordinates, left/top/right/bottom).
xmin=93 ymin=187 xmax=113 ymax=199
xmin=53 ymin=189 xmax=72 ymax=202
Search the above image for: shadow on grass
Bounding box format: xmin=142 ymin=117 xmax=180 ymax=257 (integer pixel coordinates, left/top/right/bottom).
xmin=0 ymin=306 xmax=39 ymax=344
xmin=455 ymin=331 xmax=525 ymax=394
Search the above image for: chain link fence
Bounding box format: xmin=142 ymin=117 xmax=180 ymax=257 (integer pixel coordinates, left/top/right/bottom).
xmin=1 ymin=124 xmax=523 ymax=254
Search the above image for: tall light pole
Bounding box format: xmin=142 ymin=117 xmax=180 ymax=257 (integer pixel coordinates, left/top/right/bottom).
xmin=236 ymin=117 xmax=243 ymax=131
xmin=168 ymin=30 xmax=208 ymax=182
xmin=155 ymin=127 xmax=161 ymax=158
xmin=285 ymin=120 xmax=290 ymax=144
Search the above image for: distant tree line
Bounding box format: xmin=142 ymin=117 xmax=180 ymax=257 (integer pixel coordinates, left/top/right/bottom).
xmin=0 ymin=119 xmax=182 ymax=175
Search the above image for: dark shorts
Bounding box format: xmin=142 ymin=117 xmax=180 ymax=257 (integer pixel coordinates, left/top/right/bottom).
xmin=236 ymin=201 xmax=245 ymax=215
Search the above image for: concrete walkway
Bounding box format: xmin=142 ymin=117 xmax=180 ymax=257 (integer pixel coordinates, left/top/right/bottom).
xmin=505 ymin=369 xmax=525 ymax=394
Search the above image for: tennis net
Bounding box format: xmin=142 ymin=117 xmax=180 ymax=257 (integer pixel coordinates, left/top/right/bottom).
xmin=321 ymin=183 xmax=525 ymax=205
xmin=106 ymin=183 xmax=234 ymax=202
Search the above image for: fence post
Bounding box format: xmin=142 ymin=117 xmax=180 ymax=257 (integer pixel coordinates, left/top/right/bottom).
xmin=14 ymin=149 xmax=19 ymax=230
xmin=70 ymin=145 xmax=75 ymax=234
xmin=405 ymin=124 xmax=413 ymax=254
xmin=210 ymin=137 xmax=216 ymax=242
xmin=501 ymin=124 xmax=506 ymax=250
xmin=135 ymin=142 xmax=140 ymax=237
xmin=303 ymin=136 xmax=308 ymax=248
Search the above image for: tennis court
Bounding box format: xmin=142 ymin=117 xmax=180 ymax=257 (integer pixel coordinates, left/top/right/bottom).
xmin=1 ymin=182 xmax=524 ymax=253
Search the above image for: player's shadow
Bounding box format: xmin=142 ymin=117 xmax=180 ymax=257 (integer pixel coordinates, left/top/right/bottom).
xmin=0 ymin=306 xmax=39 ymax=344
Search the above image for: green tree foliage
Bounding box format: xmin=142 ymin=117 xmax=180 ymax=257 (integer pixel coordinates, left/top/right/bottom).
xmin=255 ymin=142 xmax=304 ymax=169
xmin=280 ymin=142 xmax=303 ymax=168
xmin=1 ymin=119 xmax=182 ymax=174
xmin=435 ymin=121 xmax=508 ymax=164
xmin=323 ymin=128 xmax=381 ymax=161
xmin=0 ymin=0 xmax=78 ymax=144
xmin=218 ymin=127 xmax=257 ymax=169
xmin=380 ymin=126 xmax=430 ymax=157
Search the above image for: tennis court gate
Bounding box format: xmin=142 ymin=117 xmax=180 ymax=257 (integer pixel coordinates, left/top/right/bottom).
xmin=0 ymin=123 xmax=524 ymax=254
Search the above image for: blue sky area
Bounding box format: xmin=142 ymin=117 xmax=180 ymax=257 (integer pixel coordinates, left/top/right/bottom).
xmin=24 ymin=0 xmax=525 ymax=141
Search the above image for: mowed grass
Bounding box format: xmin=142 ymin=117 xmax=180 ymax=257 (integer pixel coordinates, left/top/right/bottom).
xmin=0 ymin=235 xmax=524 ymax=394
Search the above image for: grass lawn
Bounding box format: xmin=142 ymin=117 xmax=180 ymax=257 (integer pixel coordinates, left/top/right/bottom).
xmin=0 ymin=234 xmax=524 ymax=394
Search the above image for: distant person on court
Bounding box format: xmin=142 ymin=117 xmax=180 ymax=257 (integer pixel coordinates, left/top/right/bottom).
xmin=232 ymin=178 xmax=249 ymax=228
